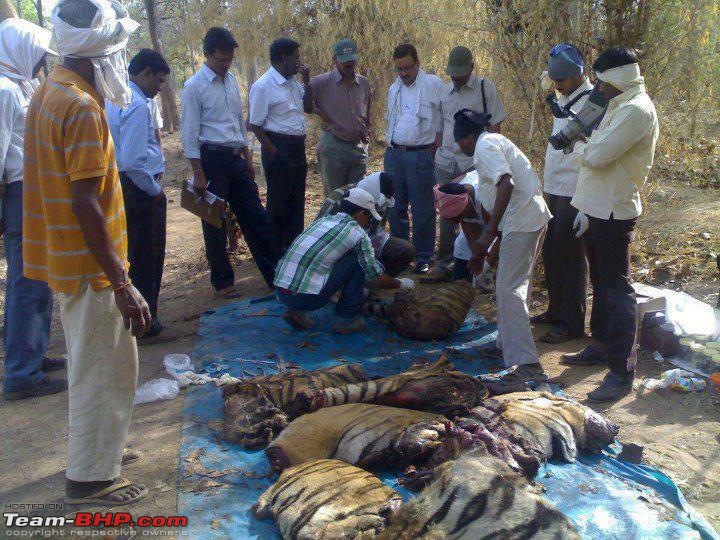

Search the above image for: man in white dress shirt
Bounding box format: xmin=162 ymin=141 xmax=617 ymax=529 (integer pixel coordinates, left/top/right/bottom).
xmin=564 ymin=46 xmax=659 ymax=402
xmin=384 ymin=44 xmax=443 ymax=275
xmin=534 ymin=44 xmax=592 ymax=344
xmin=181 ymin=27 xmax=280 ymax=298
xmin=249 ymin=38 xmax=314 ymax=251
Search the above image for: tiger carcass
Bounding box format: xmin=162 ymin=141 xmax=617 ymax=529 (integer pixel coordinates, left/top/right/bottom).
xmin=222 ymin=364 xmax=367 ymax=448
xmin=254 ymin=459 xmax=401 ymax=540
xmin=366 ymin=281 xmax=475 ymax=341
xmin=381 ymin=450 xmax=580 ymax=540
xmin=291 ymin=356 xmax=488 ymax=418
xmin=265 ymin=403 xmax=447 ymax=472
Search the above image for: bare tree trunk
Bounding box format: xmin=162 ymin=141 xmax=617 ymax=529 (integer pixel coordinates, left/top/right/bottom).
xmin=144 ymin=0 xmax=180 ymax=132
xmin=35 ymin=0 xmax=45 ymax=27
xmin=0 ymin=0 xmax=18 ymax=20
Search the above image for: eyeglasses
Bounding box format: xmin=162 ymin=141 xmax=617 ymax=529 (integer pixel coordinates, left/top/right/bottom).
xmin=395 ymin=61 xmax=417 ymax=74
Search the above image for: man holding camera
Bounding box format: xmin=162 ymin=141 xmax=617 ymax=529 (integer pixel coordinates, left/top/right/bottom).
xmin=564 ymin=47 xmax=659 ymax=402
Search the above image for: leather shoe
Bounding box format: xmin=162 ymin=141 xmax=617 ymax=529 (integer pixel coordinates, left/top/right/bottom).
xmin=562 ymin=346 xmax=604 ymax=366
xmin=530 ymin=312 xmax=552 ymax=324
xmin=414 ymin=262 xmax=431 ymax=275
xmin=4 ymin=377 xmax=67 ymax=401
xmin=42 ymin=357 xmax=67 ymax=372
xmin=587 ymin=373 xmax=633 ymax=402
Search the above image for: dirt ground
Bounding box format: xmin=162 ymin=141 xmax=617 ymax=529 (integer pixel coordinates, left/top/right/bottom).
xmin=0 ymin=132 xmax=718 ymax=537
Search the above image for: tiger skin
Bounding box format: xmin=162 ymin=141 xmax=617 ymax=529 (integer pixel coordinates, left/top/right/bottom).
xmin=265 ymin=403 xmax=447 ymax=473
xmin=222 ymin=364 xmax=368 ymax=448
xmin=381 ymin=450 xmax=580 ymax=540
xmin=365 ymin=281 xmax=475 ymax=341
xmin=253 ymin=459 xmax=401 ymax=540
xmin=290 ymin=356 xmax=489 ymax=419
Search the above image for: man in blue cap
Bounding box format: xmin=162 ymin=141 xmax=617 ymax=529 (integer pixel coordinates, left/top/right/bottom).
xmin=310 ymin=38 xmax=371 ymax=195
xmin=533 ymin=43 xmax=592 ymax=345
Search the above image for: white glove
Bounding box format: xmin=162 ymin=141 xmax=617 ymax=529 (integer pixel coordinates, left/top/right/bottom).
xmin=398 ymin=278 xmax=415 ymax=290
xmin=572 ymin=212 xmax=589 ymax=238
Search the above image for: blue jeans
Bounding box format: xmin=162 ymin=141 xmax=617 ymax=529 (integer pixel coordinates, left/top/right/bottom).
xmin=384 ymin=147 xmax=436 ymax=263
xmin=2 ymin=182 xmax=53 ymax=392
xmin=277 ymin=251 xmax=365 ymax=319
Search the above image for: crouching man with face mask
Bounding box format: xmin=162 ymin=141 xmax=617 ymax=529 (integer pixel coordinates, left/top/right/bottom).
xmin=446 ymin=109 xmax=552 ymax=395
xmin=275 ymin=188 xmax=415 ymax=335
xmin=564 ymin=47 xmax=659 ymax=402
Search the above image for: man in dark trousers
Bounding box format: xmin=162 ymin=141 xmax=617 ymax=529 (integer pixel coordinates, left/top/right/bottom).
xmin=534 ymin=44 xmax=592 ymax=344
xmin=181 ymin=28 xmax=280 ymax=299
xmin=249 ymin=38 xmax=313 ymax=251
xmin=107 ymin=49 xmax=170 ymax=337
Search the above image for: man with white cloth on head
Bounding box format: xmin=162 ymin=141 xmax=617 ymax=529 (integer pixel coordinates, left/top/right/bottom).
xmin=563 ymin=46 xmax=659 ymax=402
xmin=23 ymin=0 xmax=151 ymax=505
xmin=0 ymin=19 xmax=66 ymax=400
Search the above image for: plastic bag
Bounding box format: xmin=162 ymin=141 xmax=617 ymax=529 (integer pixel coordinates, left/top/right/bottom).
xmin=134 ymin=378 xmax=180 ymax=404
xmin=642 ymin=369 xmax=706 ymax=393
xmin=164 ymin=354 xmax=193 ymax=381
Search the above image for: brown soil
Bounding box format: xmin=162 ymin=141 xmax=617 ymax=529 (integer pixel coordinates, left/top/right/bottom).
xmin=0 ymin=133 xmax=718 ymax=536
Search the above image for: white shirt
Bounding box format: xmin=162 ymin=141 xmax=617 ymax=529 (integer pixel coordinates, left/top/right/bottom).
xmin=571 ymin=84 xmax=659 ymax=220
xmin=0 ymin=75 xmax=30 ymax=185
xmin=473 ymin=132 xmax=551 ymax=234
xmin=248 ymin=66 xmax=306 ymax=136
xmin=436 ymin=75 xmax=506 ymax=172
xmin=386 ymin=69 xmax=442 ymax=146
xmin=149 ymin=96 xmax=163 ymax=130
xmin=180 ymin=64 xmax=248 ymax=160
xmin=543 ymin=79 xmax=593 ymax=197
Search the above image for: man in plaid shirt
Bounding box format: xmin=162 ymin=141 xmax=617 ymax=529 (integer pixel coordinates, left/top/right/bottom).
xmin=275 ymin=188 xmax=415 ymax=334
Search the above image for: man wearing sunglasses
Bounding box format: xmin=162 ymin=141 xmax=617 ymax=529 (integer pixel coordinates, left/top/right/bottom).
xmin=384 ymin=43 xmax=443 ymax=275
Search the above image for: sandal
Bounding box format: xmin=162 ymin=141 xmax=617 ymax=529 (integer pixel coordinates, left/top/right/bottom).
xmin=122 ymin=448 xmax=143 ymax=466
xmin=66 ymin=477 xmax=148 ymax=506
xmin=539 ymin=325 xmax=572 ymax=344
xmin=215 ymin=286 xmax=243 ymax=299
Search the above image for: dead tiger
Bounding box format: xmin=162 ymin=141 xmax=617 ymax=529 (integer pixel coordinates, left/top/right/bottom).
xmin=222 ymin=364 xmax=367 ymax=448
xmin=364 ymin=281 xmax=475 ymax=341
xmin=381 ymin=449 xmax=580 ymax=539
xmin=290 ymin=355 xmax=488 ymax=418
xmin=254 ymin=459 xmax=401 ymax=539
xmin=265 ymin=403 xmax=447 ymax=472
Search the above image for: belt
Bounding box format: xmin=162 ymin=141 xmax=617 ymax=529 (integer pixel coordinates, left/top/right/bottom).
xmin=201 ymin=143 xmax=243 ymax=155
xmin=391 ymin=141 xmax=433 ymax=152
xmin=266 ymin=131 xmax=306 ymax=142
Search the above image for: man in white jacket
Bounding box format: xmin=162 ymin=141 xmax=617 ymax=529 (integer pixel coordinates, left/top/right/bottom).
xmin=384 ymin=44 xmax=443 ymax=275
xmin=564 ymin=46 xmax=659 ymax=402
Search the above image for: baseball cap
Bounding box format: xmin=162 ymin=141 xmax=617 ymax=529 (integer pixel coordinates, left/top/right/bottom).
xmin=446 ymin=46 xmax=473 ymax=76
xmin=333 ymin=38 xmax=358 ymax=63
xmin=344 ymin=188 xmax=382 ymax=221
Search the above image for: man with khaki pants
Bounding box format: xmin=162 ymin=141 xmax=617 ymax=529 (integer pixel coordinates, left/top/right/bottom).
xmin=310 ymin=39 xmax=371 ymax=195
xmin=23 ymin=0 xmax=151 ymax=505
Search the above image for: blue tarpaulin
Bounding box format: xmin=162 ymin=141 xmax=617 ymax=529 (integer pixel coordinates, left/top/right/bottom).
xmin=178 ymin=296 xmax=718 ymax=539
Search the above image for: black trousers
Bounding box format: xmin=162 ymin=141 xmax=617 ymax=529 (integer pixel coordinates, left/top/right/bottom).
xmin=200 ymin=148 xmax=280 ymax=290
xmin=542 ymin=194 xmax=588 ymax=337
xmin=585 ymin=215 xmax=637 ymax=379
xmin=261 ymin=134 xmax=307 ymax=251
xmin=120 ymin=173 xmax=166 ymax=319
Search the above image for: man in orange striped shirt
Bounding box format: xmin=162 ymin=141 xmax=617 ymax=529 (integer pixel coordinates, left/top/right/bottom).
xmin=24 ymin=0 xmax=150 ymax=506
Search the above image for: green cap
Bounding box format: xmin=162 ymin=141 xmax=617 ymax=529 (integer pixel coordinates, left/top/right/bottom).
xmin=333 ymin=38 xmax=359 ymax=63
xmin=446 ymin=46 xmax=473 ymax=76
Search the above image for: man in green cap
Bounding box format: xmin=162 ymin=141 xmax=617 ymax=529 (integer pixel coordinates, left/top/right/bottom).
xmin=310 ymin=38 xmax=371 ymax=195
xmin=422 ymin=46 xmax=506 ymax=283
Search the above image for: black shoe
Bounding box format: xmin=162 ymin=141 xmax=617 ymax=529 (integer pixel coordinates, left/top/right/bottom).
xmin=414 ymin=262 xmax=431 ymax=275
xmin=479 ymin=363 xmax=549 ymax=396
xmin=530 ymin=312 xmax=552 ymax=324
xmin=587 ymin=373 xmax=633 ymax=402
xmin=562 ymin=346 xmax=604 ymax=366
xmin=4 ymin=377 xmax=68 ymax=401
xmin=42 ymin=357 xmax=67 ymax=372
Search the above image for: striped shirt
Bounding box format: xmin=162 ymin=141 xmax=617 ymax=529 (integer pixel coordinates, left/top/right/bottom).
xmin=274 ymin=213 xmax=383 ymax=295
xmin=23 ymin=66 xmax=127 ymax=294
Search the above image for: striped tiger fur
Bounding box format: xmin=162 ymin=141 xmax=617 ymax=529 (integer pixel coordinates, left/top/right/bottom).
xmin=253 ymin=459 xmax=401 ymax=540
xmin=381 ymin=449 xmax=580 ymax=539
xmin=475 ymin=391 xmax=620 ymax=462
xmin=222 ymin=364 xmax=368 ymax=449
xmin=294 ymin=355 xmax=488 ymax=418
xmin=265 ymin=403 xmax=447 ymax=472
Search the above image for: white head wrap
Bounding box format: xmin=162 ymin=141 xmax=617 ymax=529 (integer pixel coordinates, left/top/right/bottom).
xmin=51 ymin=0 xmax=140 ymax=106
xmin=595 ymin=63 xmax=644 ymax=93
xmin=356 ymin=172 xmax=395 ymax=211
xmin=0 ymin=18 xmax=55 ymax=83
